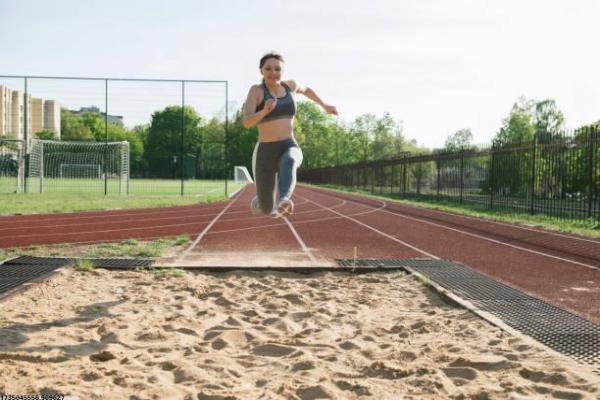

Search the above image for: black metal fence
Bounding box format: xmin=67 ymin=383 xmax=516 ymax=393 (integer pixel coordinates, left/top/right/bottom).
xmin=0 ymin=75 xmax=237 ymax=197
xmin=299 ymin=127 xmax=600 ymax=221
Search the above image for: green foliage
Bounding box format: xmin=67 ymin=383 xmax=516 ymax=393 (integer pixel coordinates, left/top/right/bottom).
xmin=494 ymin=97 xmax=565 ymax=146
xmin=35 ymin=129 xmax=55 ymax=140
xmin=444 ymin=129 xmax=473 ymax=152
xmin=60 ymin=109 xmax=94 ymax=141
xmin=146 ymin=106 xmax=203 ymax=155
xmin=74 ymin=259 xmax=95 ymax=271
xmin=292 ymin=103 xmax=410 ymax=169
xmin=78 ymin=111 xmax=144 ymax=163
xmin=227 ymin=109 xmax=258 ymax=175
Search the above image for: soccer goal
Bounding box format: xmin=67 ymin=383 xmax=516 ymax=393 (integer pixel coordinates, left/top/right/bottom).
xmin=234 ymin=165 xmax=253 ymax=183
xmin=0 ymin=139 xmax=25 ymax=194
xmin=28 ymin=139 xmax=130 ymax=194
xmin=59 ymin=163 xmax=102 ymax=179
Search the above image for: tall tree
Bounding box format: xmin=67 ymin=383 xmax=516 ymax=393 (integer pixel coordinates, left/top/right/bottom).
xmin=145 ymin=106 xmax=203 ymax=155
xmin=494 ymin=97 xmax=536 ymax=146
xmin=535 ymin=99 xmax=564 ymax=142
xmin=60 ymin=110 xmax=94 ymax=141
xmin=444 ymin=128 xmax=473 ymax=152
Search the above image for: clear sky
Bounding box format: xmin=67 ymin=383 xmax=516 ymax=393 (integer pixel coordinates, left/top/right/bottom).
xmin=1 ymin=0 xmax=598 ymax=148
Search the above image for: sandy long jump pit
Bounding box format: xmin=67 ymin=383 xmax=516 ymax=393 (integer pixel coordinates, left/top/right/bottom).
xmin=0 ymin=264 xmax=598 ymax=399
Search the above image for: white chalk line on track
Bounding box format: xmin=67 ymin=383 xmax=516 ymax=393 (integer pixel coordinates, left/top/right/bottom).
xmin=0 ymin=199 xmax=314 ymax=233
xmin=180 ymin=251 xmax=310 ymax=256
xmin=0 ymin=194 xmax=337 ymax=244
xmin=0 ymin=214 xmax=218 ymax=233
xmin=302 ymin=187 xmax=600 ymax=271
xmin=0 ymin=198 xmax=337 ymax=241
xmin=0 ymin=204 xmax=236 ymax=228
xmin=301 ymin=186 xmax=600 ymax=245
xmin=0 ymin=187 xmax=279 ymax=228
xmin=177 ymin=187 xmax=322 ymax=265
xmin=388 ymin=200 xmax=600 ymax=245
xmin=297 ymin=194 xmax=440 ymax=260
xmin=3 ymin=220 xmax=211 ymax=240
xmin=282 ymin=216 xmax=319 ymax=264
xmin=176 ymin=186 xmax=248 ymax=263
xmin=205 ymin=200 xmax=384 ymax=236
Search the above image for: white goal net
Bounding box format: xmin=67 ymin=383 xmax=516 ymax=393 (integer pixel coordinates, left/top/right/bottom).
xmin=234 ymin=165 xmax=253 ymax=183
xmin=28 ymin=139 xmax=130 ymax=194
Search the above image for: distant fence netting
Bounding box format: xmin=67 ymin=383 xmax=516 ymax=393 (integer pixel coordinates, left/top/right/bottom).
xmin=0 ymin=75 xmax=234 ymax=197
xmin=0 ymin=139 xmax=25 ymax=194
xmin=299 ymin=127 xmax=600 ymax=221
xmin=28 ymin=139 xmax=129 ymax=194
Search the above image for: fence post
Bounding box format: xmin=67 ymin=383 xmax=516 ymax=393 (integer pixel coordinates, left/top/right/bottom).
xmin=403 ymin=161 xmax=408 ymax=195
xmin=489 ymin=143 xmax=495 ymax=209
xmin=460 ymin=147 xmax=464 ymax=204
xmin=104 ymin=79 xmax=108 ymax=196
xmin=417 ymin=161 xmax=422 ymax=196
xmin=180 ymin=81 xmax=185 ymax=197
xmin=24 ymin=77 xmax=28 ymax=192
xmin=530 ymin=134 xmax=537 ymax=215
xmin=224 ymin=80 xmax=229 ymax=197
xmin=436 ymin=158 xmax=440 ymax=201
xmin=390 ymin=164 xmax=395 ymax=194
xmin=587 ymin=126 xmax=594 ymax=218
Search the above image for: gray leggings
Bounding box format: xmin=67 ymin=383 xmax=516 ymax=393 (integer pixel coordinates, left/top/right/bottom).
xmin=252 ymin=138 xmax=303 ymax=214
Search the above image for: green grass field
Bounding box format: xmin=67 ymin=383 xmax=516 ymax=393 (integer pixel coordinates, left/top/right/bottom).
xmin=0 ymin=178 xmax=247 ymax=215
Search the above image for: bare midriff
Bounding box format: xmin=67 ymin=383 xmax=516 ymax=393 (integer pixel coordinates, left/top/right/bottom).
xmin=258 ymin=117 xmax=294 ymax=143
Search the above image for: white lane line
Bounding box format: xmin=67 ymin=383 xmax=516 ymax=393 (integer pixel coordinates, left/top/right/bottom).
xmin=0 ymin=195 xmax=344 ymax=243
xmin=207 ymin=200 xmax=381 ymax=236
xmin=282 ymin=217 xmax=319 ymax=264
xmin=305 ymin=188 xmax=600 ymax=271
xmin=298 ymin=195 xmax=439 ymax=260
xmin=0 ymin=204 xmax=228 ymax=225
xmin=384 ymin=197 xmax=600 ymax=245
xmin=0 ymin=213 xmax=218 ymax=233
xmin=176 ymin=186 xmax=247 ymax=263
xmin=185 ymin=251 xmax=310 ymax=256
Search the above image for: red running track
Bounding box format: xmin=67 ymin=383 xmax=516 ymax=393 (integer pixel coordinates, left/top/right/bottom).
xmin=1 ymin=184 xmax=598 ymax=323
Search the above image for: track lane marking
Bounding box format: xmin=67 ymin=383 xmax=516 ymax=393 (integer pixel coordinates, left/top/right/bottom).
xmin=303 ymin=187 xmax=600 ymax=271
xmin=297 ymin=194 xmax=439 ymax=260
xmin=176 ymin=186 xmax=247 ymax=263
xmin=282 ymin=216 xmax=319 ymax=264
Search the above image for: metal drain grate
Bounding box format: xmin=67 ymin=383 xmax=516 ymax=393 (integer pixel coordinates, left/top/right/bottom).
xmin=4 ymin=256 xmax=72 ymax=267
xmin=0 ymin=263 xmax=62 ymax=296
xmin=4 ymin=256 xmax=153 ymax=269
xmin=0 ymin=256 xmax=154 ymax=297
xmin=404 ymin=261 xmax=600 ymax=373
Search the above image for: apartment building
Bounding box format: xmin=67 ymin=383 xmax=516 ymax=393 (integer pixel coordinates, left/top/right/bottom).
xmin=0 ymin=85 xmax=60 ymax=140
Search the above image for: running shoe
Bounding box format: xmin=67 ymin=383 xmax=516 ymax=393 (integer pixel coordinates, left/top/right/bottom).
xmin=250 ymin=196 xmax=261 ymax=215
xmin=272 ymin=197 xmax=294 ymax=218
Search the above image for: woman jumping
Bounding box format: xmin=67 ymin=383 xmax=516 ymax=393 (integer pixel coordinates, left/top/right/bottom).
xmin=242 ymin=52 xmax=338 ymax=218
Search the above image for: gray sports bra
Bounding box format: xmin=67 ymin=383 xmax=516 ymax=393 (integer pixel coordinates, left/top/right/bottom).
xmin=256 ymin=81 xmax=296 ymax=124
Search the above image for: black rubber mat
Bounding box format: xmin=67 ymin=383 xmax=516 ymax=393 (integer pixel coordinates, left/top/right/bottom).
xmin=0 ymin=263 xmax=62 ymax=296
xmin=402 ymin=261 xmax=600 ymax=373
xmin=4 ymin=255 xmax=72 ymax=266
xmin=0 ymin=256 xmax=154 ymax=297
xmin=5 ymin=256 xmax=153 ymax=269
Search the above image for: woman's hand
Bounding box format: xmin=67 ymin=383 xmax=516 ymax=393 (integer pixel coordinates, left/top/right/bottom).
xmin=263 ymin=98 xmax=277 ymax=115
xmin=323 ymin=104 xmax=338 ymax=116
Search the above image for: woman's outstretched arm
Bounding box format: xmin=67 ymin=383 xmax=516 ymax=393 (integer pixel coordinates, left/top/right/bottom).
xmin=286 ymin=80 xmax=338 ymax=116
